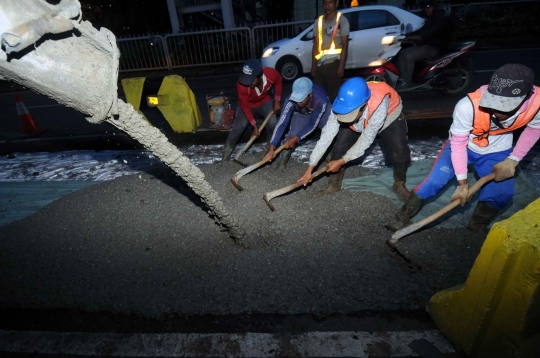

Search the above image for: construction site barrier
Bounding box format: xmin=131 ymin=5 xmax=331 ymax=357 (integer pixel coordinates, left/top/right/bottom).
xmin=427 ymin=197 xmax=540 ymax=358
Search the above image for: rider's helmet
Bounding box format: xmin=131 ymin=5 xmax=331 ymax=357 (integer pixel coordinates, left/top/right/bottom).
xmin=332 ymin=77 xmax=371 ymax=123
xmin=419 ymin=0 xmax=435 ymax=9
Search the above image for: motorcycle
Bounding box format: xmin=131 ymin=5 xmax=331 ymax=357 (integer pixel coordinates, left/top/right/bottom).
xmin=363 ymin=35 xmax=475 ymax=95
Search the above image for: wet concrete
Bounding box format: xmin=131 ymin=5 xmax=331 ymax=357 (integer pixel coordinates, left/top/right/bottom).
xmin=0 ymin=152 xmax=485 ymax=318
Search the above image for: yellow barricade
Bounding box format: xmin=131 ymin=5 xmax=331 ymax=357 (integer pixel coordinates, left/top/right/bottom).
xmin=120 ymin=77 xmax=150 ymax=123
xmin=427 ymin=198 xmax=540 ymax=358
xmin=157 ymin=75 xmax=201 ymax=133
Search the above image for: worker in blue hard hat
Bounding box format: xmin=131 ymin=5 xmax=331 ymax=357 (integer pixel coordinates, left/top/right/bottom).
xmin=297 ymin=77 xmax=412 ymax=201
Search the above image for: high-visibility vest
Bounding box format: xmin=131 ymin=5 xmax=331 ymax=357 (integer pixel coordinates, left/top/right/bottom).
xmin=314 ymin=12 xmax=343 ymax=61
xmin=468 ymin=86 xmax=540 ymax=147
xmin=349 ymin=82 xmax=401 ymax=131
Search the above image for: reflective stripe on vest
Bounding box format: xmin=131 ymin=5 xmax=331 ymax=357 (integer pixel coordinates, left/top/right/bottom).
xmin=349 ymin=82 xmax=401 ymax=131
xmin=315 ymin=12 xmax=343 ymax=61
xmin=468 ymin=86 xmax=540 ymax=147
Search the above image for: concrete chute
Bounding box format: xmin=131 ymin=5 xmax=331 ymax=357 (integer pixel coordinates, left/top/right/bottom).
xmin=0 ymin=0 xmax=244 ymax=243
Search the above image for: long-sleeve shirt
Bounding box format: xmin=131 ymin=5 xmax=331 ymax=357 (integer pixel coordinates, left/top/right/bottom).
xmin=270 ymin=84 xmax=330 ymax=147
xmin=236 ymin=67 xmax=282 ymax=126
xmin=309 ymin=95 xmax=402 ymax=166
xmin=449 ymin=90 xmax=540 ymax=180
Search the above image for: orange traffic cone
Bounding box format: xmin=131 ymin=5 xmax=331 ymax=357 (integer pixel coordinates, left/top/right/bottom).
xmin=15 ymin=95 xmax=44 ymax=136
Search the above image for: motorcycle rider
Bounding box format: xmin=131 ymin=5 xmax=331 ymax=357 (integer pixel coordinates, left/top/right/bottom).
xmin=396 ymin=0 xmax=454 ymax=90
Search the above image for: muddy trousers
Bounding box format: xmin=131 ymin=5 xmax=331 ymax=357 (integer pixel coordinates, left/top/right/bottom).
xmin=329 ymin=113 xmax=411 ymax=177
xmin=226 ymin=101 xmax=277 ymax=145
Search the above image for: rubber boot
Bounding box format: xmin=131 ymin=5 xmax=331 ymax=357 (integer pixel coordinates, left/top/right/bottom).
xmin=222 ymin=141 xmax=235 ymax=161
xmin=385 ymin=191 xmax=425 ymax=232
xmin=276 ymin=149 xmax=293 ymax=171
xmin=317 ymin=168 xmax=345 ymax=195
xmin=392 ymin=164 xmax=410 ymax=202
xmin=467 ymin=201 xmax=499 ymax=233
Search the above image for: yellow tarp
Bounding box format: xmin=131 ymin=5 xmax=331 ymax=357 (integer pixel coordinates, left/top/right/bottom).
xmin=427 ymin=198 xmax=540 ymax=358
xmin=120 ymin=77 xmax=150 ymax=123
xmin=157 ymin=75 xmax=202 ymax=133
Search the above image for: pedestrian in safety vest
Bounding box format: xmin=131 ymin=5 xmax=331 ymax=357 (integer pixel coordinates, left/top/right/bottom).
xmin=222 ymin=59 xmax=283 ymax=161
xmin=263 ymin=77 xmax=332 ymax=171
xmin=386 ymin=64 xmax=540 ymax=233
xmin=297 ymin=77 xmax=412 ymax=201
xmin=311 ymin=0 xmax=350 ymax=102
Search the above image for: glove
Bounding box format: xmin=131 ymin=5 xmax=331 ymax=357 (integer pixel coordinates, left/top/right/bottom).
xmin=450 ymin=185 xmax=469 ymax=206
xmin=492 ymin=158 xmax=519 ymax=182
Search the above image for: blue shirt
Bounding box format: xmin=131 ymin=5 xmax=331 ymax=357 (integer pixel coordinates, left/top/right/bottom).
xmin=270 ymin=84 xmax=331 ymax=147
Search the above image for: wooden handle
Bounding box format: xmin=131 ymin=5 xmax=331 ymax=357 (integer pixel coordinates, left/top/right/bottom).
xmin=233 ymin=144 xmax=287 ymax=182
xmin=234 ymin=110 xmax=274 ymax=160
xmin=265 ymin=166 xmax=327 ymax=202
xmin=389 ymin=173 xmax=496 ymax=243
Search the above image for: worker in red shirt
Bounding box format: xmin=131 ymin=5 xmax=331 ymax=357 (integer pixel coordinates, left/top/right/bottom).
xmin=222 ymin=59 xmax=283 ymax=161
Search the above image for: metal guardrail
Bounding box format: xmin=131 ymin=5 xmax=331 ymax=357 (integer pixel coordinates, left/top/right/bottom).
xmin=251 ymin=20 xmax=313 ymax=58
xmin=117 ymin=36 xmax=169 ymax=72
xmin=165 ymin=27 xmax=252 ymax=69
xmin=116 ymin=0 xmax=539 ymax=72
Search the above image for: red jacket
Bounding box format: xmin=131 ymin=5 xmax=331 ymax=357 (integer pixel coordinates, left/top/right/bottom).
xmin=237 ymin=67 xmax=282 ymax=126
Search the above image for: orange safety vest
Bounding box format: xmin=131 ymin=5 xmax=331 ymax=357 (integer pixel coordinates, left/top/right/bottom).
xmin=468 ymin=86 xmax=540 ymax=147
xmin=350 ymin=82 xmax=401 ymax=130
xmin=314 ymin=12 xmax=343 ymax=61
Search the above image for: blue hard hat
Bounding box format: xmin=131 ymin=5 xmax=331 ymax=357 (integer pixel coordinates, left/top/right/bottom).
xmin=332 ymin=77 xmax=371 ymax=123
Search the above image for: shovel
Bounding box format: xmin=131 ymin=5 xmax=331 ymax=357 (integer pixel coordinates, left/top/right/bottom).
xmin=231 ymin=144 xmax=287 ymax=191
xmin=234 ymin=110 xmax=275 ymax=167
xmin=387 ymin=173 xmax=495 ymax=248
xmin=263 ymin=167 xmax=328 ymax=211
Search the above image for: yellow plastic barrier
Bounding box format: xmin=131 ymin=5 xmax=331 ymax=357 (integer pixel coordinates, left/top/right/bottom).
xmin=120 ymin=77 xmax=150 ymax=123
xmin=157 ymin=75 xmax=202 ymax=133
xmin=427 ymin=198 xmax=540 ymax=358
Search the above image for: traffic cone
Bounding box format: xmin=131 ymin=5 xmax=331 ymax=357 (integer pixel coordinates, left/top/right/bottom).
xmin=15 ymin=95 xmax=44 ymax=136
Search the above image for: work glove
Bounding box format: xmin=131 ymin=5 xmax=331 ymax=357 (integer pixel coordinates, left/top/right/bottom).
xmin=450 ymin=185 xmax=469 ymax=206
xmin=492 ymin=158 xmax=519 ymax=182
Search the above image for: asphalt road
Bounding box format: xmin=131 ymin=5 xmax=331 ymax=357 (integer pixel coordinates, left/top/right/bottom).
xmin=1 ymin=47 xmax=539 ymax=146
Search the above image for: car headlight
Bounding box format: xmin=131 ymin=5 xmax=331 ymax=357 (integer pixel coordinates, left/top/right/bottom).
xmin=262 ymin=47 xmax=279 ymax=58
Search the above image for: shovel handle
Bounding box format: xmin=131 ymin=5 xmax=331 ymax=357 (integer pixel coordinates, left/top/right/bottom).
xmin=389 ymin=173 xmax=495 ymax=243
xmin=233 ymin=144 xmax=287 ymax=181
xmin=264 ymin=166 xmax=327 ymax=202
xmin=234 ymin=110 xmax=274 ymax=160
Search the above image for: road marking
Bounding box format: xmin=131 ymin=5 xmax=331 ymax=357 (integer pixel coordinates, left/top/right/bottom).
xmin=0 ymin=330 xmax=454 ymax=357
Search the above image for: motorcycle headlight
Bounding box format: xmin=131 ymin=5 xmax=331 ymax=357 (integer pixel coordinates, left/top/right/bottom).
xmin=263 ymin=47 xmax=279 ymax=58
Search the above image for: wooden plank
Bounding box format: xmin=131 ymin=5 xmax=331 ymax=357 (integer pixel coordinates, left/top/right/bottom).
xmin=403 ymin=109 xmax=454 ymax=121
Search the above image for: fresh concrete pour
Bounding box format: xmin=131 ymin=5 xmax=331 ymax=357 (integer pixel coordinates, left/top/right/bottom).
xmin=0 ymin=0 xmax=242 ymax=241
xmin=0 ymin=154 xmax=486 ymax=316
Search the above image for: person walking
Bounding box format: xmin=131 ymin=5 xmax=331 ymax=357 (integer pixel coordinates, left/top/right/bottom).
xmin=297 ymin=77 xmax=412 ymax=201
xmin=386 ymin=64 xmax=540 ymax=233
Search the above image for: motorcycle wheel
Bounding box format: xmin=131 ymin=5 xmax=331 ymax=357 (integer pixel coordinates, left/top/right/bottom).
xmin=443 ymin=68 xmax=471 ymax=95
xmin=364 ymin=74 xmax=385 ymax=82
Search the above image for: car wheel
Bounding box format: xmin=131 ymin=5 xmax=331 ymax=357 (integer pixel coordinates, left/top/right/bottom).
xmin=443 ymin=68 xmax=472 ymax=95
xmin=276 ymin=57 xmax=303 ymax=83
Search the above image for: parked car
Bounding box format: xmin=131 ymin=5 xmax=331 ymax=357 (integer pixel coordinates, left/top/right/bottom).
xmin=261 ymin=5 xmax=424 ymax=82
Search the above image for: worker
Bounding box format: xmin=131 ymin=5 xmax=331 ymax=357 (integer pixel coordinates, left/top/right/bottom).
xmin=297 ymin=77 xmax=412 ymax=201
xmin=386 ymin=64 xmax=540 ymax=233
xmin=263 ymin=77 xmax=332 ymax=171
xmin=222 ymin=59 xmax=283 ymax=161
xmin=311 ymin=0 xmax=350 ymax=102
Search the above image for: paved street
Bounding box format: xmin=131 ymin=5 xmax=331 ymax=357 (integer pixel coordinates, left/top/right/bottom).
xmin=1 ymin=47 xmax=539 ymax=147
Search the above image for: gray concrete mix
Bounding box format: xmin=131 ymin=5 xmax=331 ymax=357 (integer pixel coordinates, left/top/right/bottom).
xmin=0 ymin=153 xmax=485 ymax=317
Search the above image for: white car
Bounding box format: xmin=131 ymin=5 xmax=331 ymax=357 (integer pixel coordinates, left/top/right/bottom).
xmin=261 ymin=5 xmax=424 ymax=82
